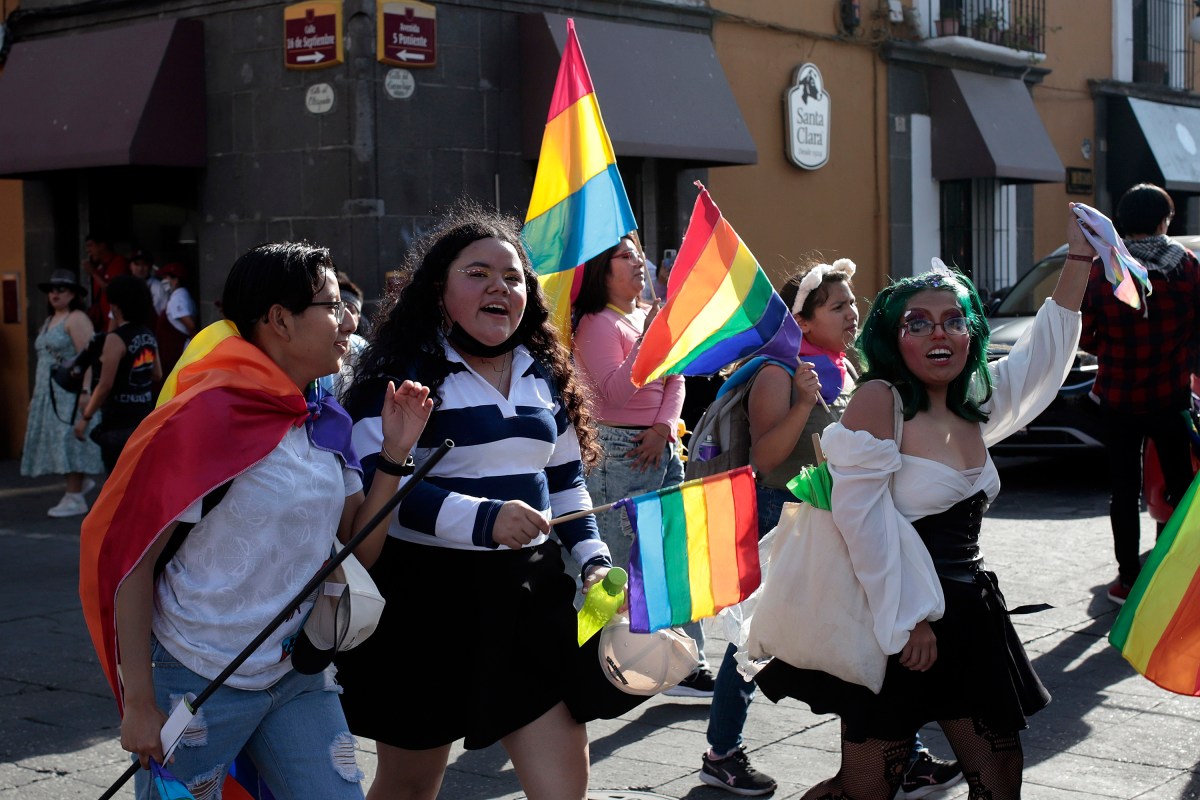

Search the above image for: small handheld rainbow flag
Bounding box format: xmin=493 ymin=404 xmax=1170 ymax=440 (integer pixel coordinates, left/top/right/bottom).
xmin=622 ymin=466 xmax=761 ymax=633
xmin=1110 ymin=471 xmax=1200 ymax=695
xmin=631 ymin=183 xmax=801 ymax=386
xmin=1071 ymin=203 xmax=1152 ymax=310
xmin=523 ymin=18 xmax=637 ymax=341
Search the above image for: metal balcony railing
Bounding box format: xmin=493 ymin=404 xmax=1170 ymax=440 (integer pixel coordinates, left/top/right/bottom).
xmin=1132 ymin=0 xmax=1194 ymax=90
xmin=920 ymin=0 xmax=1047 ymax=54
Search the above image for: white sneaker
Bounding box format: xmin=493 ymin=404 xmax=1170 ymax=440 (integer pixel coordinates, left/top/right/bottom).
xmin=47 ymin=493 xmax=89 ymax=518
xmin=81 ymin=478 xmax=96 ymax=495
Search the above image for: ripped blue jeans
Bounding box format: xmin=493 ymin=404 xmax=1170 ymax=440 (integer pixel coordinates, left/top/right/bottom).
xmin=134 ymin=637 xmax=363 ymax=800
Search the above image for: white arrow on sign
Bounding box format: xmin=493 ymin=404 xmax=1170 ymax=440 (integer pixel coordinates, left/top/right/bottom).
xmin=296 ymin=51 xmax=326 ymax=63
xmin=393 ymin=50 xmax=426 ymax=62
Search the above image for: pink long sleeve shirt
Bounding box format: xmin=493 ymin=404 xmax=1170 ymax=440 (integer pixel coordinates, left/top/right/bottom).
xmin=574 ymin=307 xmax=685 ymax=437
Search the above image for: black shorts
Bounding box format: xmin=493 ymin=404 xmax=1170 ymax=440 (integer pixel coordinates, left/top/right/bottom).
xmin=335 ymin=537 xmax=578 ymax=750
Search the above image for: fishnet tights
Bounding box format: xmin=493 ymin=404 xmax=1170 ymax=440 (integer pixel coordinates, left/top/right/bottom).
xmin=800 ymin=718 xmax=1024 ymax=800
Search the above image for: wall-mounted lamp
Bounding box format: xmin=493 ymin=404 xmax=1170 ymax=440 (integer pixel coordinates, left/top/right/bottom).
xmin=838 ymin=0 xmax=861 ymax=32
xmin=1191 ymin=0 xmax=1200 ymax=44
xmin=178 ymin=214 xmax=198 ymax=245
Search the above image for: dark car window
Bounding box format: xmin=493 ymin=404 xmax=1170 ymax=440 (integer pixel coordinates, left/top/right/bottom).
xmin=993 ymin=256 xmax=1064 ymax=316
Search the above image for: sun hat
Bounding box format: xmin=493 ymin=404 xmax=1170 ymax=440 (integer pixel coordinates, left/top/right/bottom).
xmin=290 ymin=545 xmax=386 ymax=675
xmin=597 ymin=614 xmax=700 ymax=696
xmin=37 ymin=269 xmax=87 ymax=297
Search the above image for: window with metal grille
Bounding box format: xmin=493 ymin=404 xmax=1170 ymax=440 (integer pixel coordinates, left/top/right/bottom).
xmin=1133 ymin=0 xmax=1194 ymax=89
xmin=939 ymin=178 xmax=1017 ymax=298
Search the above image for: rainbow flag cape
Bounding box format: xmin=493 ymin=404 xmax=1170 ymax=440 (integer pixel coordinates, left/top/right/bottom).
xmin=523 ymin=18 xmax=636 ymax=341
xmin=1110 ymin=471 xmax=1200 ymax=695
xmin=149 ymin=762 xmax=198 ymax=799
xmin=631 ymin=183 xmax=801 ymax=386
xmin=622 ymin=466 xmax=761 ymax=633
xmin=80 ymin=323 xmax=310 ymax=707
xmin=157 ymin=319 xmax=242 ymax=405
xmin=147 ymin=759 xmax=262 ymax=799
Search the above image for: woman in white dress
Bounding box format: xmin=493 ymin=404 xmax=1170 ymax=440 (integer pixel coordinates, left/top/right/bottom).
xmin=756 ymin=206 xmax=1097 ymax=799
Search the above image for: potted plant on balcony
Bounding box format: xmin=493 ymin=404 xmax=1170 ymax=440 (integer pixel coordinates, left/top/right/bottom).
xmin=974 ymin=7 xmax=1004 ymax=44
xmin=936 ymin=8 xmax=961 ymax=37
xmin=1004 ymin=14 xmax=1043 ymax=52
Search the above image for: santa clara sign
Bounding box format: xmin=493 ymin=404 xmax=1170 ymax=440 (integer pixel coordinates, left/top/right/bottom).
xmin=785 ymin=63 xmax=831 ymax=170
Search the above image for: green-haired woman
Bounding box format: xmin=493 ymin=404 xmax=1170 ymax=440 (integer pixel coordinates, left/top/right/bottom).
xmin=756 ymin=206 xmax=1096 ymax=799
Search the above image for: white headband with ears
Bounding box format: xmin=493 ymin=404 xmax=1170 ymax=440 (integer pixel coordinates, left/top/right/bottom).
xmin=791 ymin=258 xmax=857 ymax=315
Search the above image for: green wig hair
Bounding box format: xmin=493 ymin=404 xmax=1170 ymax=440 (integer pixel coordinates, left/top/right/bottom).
xmin=855 ymin=265 xmax=993 ymax=422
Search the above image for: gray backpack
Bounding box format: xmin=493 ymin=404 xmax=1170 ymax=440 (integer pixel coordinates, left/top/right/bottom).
xmin=684 ymin=358 xmax=794 ymax=481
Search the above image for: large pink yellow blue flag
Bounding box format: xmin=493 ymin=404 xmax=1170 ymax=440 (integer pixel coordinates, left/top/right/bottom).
xmin=621 ymin=467 xmax=761 ymax=633
xmin=631 ymin=183 xmax=801 ymax=386
xmin=1110 ymin=471 xmax=1200 ymax=695
xmin=523 ymin=18 xmax=636 ymax=340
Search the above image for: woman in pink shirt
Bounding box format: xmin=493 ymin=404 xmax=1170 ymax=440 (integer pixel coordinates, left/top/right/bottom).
xmin=573 ymin=234 xmax=713 ymax=694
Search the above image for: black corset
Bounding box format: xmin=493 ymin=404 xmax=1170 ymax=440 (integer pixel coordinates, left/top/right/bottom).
xmin=910 ymin=490 xmax=988 ymax=583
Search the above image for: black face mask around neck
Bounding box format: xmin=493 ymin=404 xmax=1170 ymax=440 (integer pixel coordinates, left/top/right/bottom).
xmin=446 ymin=321 xmax=521 ymax=358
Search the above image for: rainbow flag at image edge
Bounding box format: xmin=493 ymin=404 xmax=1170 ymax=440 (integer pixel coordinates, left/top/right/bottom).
xmin=623 ymin=466 xmax=761 ymax=633
xmin=522 ymin=17 xmax=636 ymax=339
xmin=630 ymin=183 xmax=801 ymax=387
xmin=1110 ymin=471 xmax=1200 ymax=695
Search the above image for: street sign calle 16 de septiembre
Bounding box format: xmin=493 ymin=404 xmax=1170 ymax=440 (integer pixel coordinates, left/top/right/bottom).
xmin=377 ymin=1 xmax=436 ymax=68
xmin=284 ymin=2 xmax=343 ymax=70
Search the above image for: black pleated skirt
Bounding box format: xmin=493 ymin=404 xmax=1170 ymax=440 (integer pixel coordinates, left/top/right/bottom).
xmin=756 ymin=570 xmax=1050 ymax=743
xmin=336 ymin=537 xmax=579 ymax=750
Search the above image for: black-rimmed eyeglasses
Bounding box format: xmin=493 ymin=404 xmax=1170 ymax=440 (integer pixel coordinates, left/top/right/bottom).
xmin=900 ymin=317 xmax=969 ymax=337
xmin=309 ymin=300 xmax=346 ymax=324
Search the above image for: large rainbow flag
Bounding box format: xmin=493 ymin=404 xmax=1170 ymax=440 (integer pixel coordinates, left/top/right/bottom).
xmin=523 ymin=18 xmax=637 ymax=340
xmin=622 ymin=466 xmax=761 ymax=633
xmin=1110 ymin=471 xmax=1200 ymax=695
xmin=631 ymin=183 xmax=801 ymax=387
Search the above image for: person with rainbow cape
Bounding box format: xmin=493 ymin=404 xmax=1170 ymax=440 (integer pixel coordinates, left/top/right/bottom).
xmin=80 ymin=242 xmax=433 ymax=798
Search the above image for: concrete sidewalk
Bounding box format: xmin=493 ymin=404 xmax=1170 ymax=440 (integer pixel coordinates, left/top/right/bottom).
xmin=2 ymin=455 xmax=1199 ymax=799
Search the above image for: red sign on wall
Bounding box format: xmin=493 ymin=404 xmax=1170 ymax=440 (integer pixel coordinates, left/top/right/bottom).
xmin=377 ymin=1 xmax=437 ymax=68
xmin=284 ymin=2 xmax=343 ymax=70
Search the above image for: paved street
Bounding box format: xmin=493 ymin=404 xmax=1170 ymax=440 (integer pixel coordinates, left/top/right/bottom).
xmin=2 ymin=453 xmax=1199 ymax=799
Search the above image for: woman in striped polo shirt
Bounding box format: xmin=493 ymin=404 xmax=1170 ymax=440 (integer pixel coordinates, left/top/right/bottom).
xmin=337 ymin=202 xmax=612 ymax=800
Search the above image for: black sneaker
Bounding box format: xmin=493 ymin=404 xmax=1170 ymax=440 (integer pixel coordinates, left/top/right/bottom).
xmin=898 ymin=751 xmax=963 ymax=799
xmin=700 ymin=746 xmax=777 ymax=796
xmin=663 ymin=664 xmax=716 ymax=697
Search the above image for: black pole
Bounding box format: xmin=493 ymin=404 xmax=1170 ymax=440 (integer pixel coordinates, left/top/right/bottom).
xmin=97 ymin=440 xmax=454 ymax=800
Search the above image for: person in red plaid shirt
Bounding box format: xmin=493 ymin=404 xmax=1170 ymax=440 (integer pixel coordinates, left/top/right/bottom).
xmin=1080 ymin=183 xmax=1200 ymax=606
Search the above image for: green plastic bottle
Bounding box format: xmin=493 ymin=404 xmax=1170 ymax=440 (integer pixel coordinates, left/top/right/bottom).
xmin=577 ymin=567 xmax=628 ymax=646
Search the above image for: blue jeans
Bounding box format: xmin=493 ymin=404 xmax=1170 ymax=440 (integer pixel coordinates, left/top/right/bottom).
xmin=134 ymin=637 xmax=364 ymax=800
xmin=585 ymin=424 xmax=707 ymax=661
xmin=706 ymin=484 xmax=926 ymax=759
xmin=706 ymin=484 xmax=792 ymax=753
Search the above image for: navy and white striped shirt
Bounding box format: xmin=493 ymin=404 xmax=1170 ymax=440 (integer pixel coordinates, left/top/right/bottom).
xmin=350 ymin=342 xmax=609 ymax=569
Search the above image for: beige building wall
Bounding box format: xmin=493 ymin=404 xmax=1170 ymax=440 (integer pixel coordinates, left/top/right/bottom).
xmin=0 ymin=179 xmax=28 ymax=459
xmin=708 ymin=2 xmax=891 ymax=298
xmin=1031 ymin=3 xmax=1112 ymax=260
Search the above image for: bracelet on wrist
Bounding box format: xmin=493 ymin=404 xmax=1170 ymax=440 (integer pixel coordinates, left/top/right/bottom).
xmin=1065 ymin=253 xmax=1094 ymax=263
xmin=376 ymin=450 xmax=415 ymax=477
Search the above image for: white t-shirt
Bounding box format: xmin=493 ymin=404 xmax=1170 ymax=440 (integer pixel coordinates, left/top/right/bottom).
xmin=152 ymin=426 xmax=363 ymax=689
xmin=147 ymin=276 xmax=169 ymax=316
xmin=166 ymin=287 xmax=197 ymax=336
